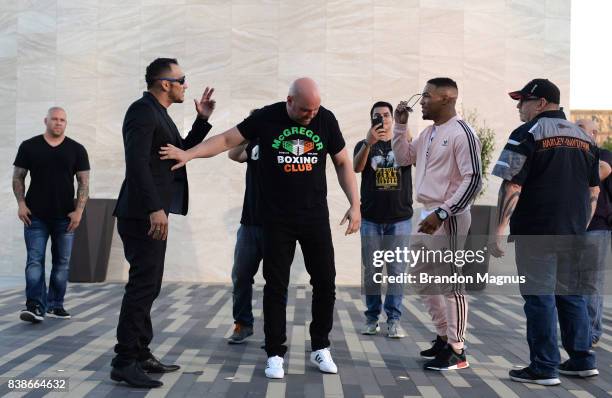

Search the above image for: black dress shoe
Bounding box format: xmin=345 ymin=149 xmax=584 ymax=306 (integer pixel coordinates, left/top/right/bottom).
xmin=110 ymin=362 xmax=163 ymax=388
xmin=139 ymin=356 xmax=180 ymax=373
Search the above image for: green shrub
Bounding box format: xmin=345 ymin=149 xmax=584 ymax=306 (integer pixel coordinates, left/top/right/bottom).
xmin=601 ymin=136 xmax=612 ymax=151
xmin=462 ymin=107 xmax=496 ymax=199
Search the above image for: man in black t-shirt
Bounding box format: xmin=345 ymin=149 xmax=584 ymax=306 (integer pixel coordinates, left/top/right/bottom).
xmin=491 ymin=79 xmax=600 ymax=386
xmin=12 ymin=107 xmax=90 ymax=323
xmin=354 ymin=101 xmax=413 ymax=339
xmin=227 ymin=138 xmax=263 ymax=344
xmin=159 ymin=78 xmax=361 ymax=379
xmin=577 ymin=118 xmax=612 ymax=347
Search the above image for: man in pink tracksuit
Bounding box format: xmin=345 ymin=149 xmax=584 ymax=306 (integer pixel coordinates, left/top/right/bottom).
xmin=392 ymin=77 xmax=482 ymax=371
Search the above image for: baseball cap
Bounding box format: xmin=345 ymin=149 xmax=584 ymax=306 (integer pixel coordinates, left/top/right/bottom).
xmin=508 ymin=78 xmax=560 ymax=104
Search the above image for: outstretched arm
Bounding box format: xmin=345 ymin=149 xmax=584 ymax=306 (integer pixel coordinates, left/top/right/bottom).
xmin=159 ymin=127 xmax=246 ymax=170
xmin=228 ymin=142 xmax=249 ymax=163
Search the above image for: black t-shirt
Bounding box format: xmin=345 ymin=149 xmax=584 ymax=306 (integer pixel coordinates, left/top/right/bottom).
xmin=492 ymin=110 xmax=600 ymax=235
xmin=240 ymin=140 xmax=261 ymax=226
xmin=588 ymin=148 xmax=612 ymax=231
xmin=237 ymin=102 xmax=345 ymax=223
xmin=354 ymin=139 xmax=413 ymax=223
xmin=13 ymin=135 xmax=90 ymax=219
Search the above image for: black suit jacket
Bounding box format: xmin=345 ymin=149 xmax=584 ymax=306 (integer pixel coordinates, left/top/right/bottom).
xmin=114 ymin=92 xmax=211 ymax=219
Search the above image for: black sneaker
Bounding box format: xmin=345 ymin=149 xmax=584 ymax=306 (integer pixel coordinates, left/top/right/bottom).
xmin=509 ymin=367 xmax=560 ymax=386
xmin=424 ymin=345 xmax=469 ymax=371
xmin=228 ymin=323 xmax=253 ymax=344
xmin=20 ymin=305 xmax=44 ymax=323
xmin=420 ymin=335 xmax=447 ymax=358
xmin=558 ymin=360 xmax=599 ymax=378
xmin=47 ymin=307 xmax=71 ymax=319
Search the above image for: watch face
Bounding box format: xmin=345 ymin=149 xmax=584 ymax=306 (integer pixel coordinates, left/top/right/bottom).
xmin=437 ymin=209 xmax=448 ymax=220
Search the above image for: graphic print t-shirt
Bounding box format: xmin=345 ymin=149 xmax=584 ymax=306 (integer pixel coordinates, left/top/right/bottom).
xmin=354 ymin=139 xmax=413 ymax=223
xmin=237 ymin=102 xmax=345 ymax=223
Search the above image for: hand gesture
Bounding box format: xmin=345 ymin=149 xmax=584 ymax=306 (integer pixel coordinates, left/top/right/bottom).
xmin=18 ymin=203 xmax=32 ymax=226
xmin=340 ymin=206 xmax=361 ymax=235
xmin=160 ymin=144 xmax=190 ymax=171
xmin=394 ymin=101 xmax=410 ymax=124
xmin=194 ymin=87 xmax=216 ymax=119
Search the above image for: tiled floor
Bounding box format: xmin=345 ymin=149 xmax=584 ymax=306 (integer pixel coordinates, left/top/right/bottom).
xmin=0 ymin=283 xmax=610 ymax=397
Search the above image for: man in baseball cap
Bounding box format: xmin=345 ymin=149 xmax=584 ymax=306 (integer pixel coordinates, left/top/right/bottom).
xmin=508 ymin=79 xmax=561 ymax=123
xmin=491 ymin=78 xmax=600 ymax=386
xmin=508 ymin=78 xmax=561 ymax=103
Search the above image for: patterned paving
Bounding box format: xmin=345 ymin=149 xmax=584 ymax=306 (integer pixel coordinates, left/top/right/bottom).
xmin=0 ymin=283 xmax=610 ymax=398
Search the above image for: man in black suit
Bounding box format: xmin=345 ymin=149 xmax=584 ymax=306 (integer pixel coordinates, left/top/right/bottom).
xmin=110 ymin=58 xmax=216 ymax=389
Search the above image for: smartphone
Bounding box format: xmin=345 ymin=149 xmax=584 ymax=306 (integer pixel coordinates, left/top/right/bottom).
xmin=371 ymin=114 xmax=383 ymax=129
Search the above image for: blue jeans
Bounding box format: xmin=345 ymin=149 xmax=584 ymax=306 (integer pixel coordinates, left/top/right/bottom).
xmin=24 ymin=216 xmax=74 ymax=311
xmin=515 ymin=238 xmax=596 ymax=376
xmin=361 ymin=218 xmax=412 ymax=323
xmin=585 ymin=230 xmax=610 ymax=343
xmin=231 ymin=224 xmax=264 ymax=327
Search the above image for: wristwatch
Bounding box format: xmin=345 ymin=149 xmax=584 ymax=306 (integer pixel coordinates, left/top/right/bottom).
xmin=434 ymin=207 xmax=448 ymax=221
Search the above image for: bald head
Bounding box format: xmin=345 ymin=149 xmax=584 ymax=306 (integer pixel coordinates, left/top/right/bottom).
xmin=44 ymin=106 xmax=67 ymax=138
xmin=576 ymin=118 xmax=598 ymax=140
xmin=288 ymin=77 xmax=320 ymax=98
xmin=287 ymin=77 xmax=321 ymax=126
xmin=47 ymin=106 xmax=66 ymax=118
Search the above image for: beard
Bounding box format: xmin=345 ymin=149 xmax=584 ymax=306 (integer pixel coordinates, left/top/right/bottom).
xmin=171 ymin=91 xmax=185 ymax=104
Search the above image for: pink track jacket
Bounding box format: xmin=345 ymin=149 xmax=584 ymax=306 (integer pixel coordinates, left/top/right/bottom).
xmin=392 ymin=116 xmax=482 ymax=215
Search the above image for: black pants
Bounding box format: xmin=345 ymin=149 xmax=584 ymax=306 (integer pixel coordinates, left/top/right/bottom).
xmin=263 ymin=221 xmax=336 ymax=357
xmin=112 ymin=217 xmax=167 ymax=366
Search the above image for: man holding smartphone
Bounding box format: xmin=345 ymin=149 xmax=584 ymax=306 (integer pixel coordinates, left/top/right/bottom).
xmin=354 ymin=101 xmax=413 ymax=339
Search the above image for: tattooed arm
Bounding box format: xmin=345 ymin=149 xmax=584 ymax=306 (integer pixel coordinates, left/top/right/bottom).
xmin=490 ymin=180 xmax=522 ymax=257
xmin=12 ymin=166 xmax=32 ymax=226
xmin=67 ymin=170 xmax=89 ymax=232
xmin=588 ymin=186 xmax=600 ymax=226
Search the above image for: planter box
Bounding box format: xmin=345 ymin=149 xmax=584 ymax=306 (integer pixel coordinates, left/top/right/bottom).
xmin=68 ymin=199 xmax=117 ymax=283
xmin=464 ymin=204 xmax=496 ymax=291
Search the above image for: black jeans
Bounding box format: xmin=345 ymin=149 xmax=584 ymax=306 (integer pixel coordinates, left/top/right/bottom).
xmin=263 ymin=221 xmax=336 ymax=357
xmin=112 ymin=217 xmax=167 ymax=367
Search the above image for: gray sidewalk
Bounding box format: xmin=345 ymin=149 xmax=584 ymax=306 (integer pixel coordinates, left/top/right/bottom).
xmin=0 ymin=282 xmax=609 ymax=397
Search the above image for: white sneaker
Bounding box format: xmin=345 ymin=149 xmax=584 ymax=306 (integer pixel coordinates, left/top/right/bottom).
xmin=310 ymin=348 xmax=338 ymax=374
xmin=265 ymin=356 xmax=284 ymax=379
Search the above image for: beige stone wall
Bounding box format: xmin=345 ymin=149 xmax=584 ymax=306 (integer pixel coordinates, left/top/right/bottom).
xmin=0 ymin=0 xmax=571 ymax=283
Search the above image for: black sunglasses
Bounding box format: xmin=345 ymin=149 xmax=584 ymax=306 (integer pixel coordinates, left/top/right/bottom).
xmin=405 ymin=93 xmax=422 ymax=112
xmin=518 ymin=96 xmax=541 ymax=105
xmin=157 ymin=76 xmax=186 ymax=85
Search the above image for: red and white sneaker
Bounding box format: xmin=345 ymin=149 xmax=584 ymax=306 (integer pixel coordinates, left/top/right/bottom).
xmin=424 ymin=345 xmax=469 ymax=371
